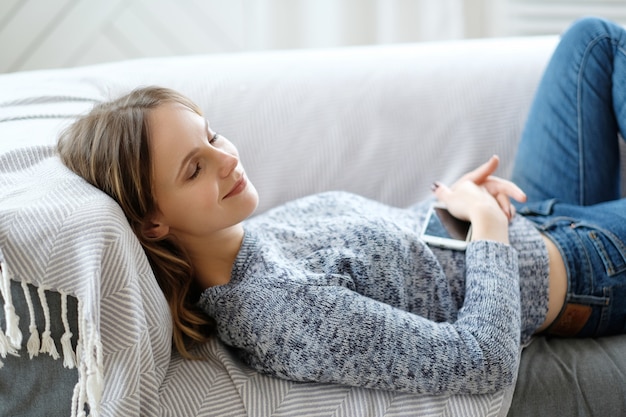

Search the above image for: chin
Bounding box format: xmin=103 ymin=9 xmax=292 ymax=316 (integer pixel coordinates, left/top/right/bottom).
xmin=244 ymin=185 xmax=260 ymax=216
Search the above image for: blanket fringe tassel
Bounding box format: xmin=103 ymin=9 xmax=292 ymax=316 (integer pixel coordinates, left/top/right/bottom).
xmin=0 ymin=258 xmax=103 ymax=416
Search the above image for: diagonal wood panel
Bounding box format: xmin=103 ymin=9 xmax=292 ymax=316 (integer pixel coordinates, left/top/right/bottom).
xmin=133 ymin=0 xmax=244 ymax=53
xmin=0 ymin=0 xmax=23 ymax=29
xmin=5 ymin=1 xmax=626 ymax=74
xmin=19 ymin=0 xmax=127 ymax=71
xmin=0 ymin=0 xmax=75 ymax=71
xmin=0 ymin=0 xmax=248 ymax=73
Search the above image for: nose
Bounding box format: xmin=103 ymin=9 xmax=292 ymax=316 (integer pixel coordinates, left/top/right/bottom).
xmin=216 ymin=147 xmax=238 ymax=178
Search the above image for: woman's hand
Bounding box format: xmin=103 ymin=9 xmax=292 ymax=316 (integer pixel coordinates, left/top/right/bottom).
xmin=431 ymin=156 xmax=526 ymax=245
xmin=433 ymin=180 xmax=511 ymax=244
xmin=434 ymin=155 xmax=526 ymax=220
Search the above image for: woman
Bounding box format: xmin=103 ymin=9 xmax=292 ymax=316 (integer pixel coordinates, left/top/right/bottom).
xmin=57 ymin=17 xmax=626 ymax=396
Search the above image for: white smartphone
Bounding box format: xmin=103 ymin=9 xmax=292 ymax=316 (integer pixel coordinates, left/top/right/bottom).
xmin=420 ymin=203 xmax=472 ymax=251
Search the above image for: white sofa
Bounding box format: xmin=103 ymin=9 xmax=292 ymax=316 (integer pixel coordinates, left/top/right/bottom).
xmin=1 ymin=35 xmax=626 ymax=417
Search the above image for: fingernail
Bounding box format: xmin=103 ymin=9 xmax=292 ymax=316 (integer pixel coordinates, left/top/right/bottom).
xmin=430 ymin=182 xmax=440 ymax=192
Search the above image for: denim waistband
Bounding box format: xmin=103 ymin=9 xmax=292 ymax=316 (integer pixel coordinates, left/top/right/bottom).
xmin=518 ymin=199 xmax=626 ymax=336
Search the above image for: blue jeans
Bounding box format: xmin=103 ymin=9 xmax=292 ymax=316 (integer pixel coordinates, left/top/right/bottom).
xmin=512 ymin=17 xmax=626 ymax=337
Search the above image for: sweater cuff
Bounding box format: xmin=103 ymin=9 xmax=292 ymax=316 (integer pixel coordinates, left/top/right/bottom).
xmin=466 ymin=240 xmax=518 ymax=278
xmin=464 ymin=240 xmax=520 ymax=314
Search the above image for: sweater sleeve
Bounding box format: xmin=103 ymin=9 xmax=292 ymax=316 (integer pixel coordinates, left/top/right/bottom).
xmin=221 ymin=240 xmax=521 ymax=395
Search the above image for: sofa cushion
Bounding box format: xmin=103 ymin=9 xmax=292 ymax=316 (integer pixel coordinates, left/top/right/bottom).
xmin=508 ymin=335 xmax=626 ymax=416
xmin=0 ymin=281 xmax=78 ymax=417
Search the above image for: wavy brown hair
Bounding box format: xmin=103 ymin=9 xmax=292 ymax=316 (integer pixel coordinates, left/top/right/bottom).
xmin=57 ymin=86 xmax=214 ymax=359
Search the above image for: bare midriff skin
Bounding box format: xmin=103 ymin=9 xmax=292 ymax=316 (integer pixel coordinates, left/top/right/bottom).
xmin=536 ymin=234 xmax=568 ymax=333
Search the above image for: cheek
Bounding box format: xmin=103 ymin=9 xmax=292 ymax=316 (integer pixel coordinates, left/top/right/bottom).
xmin=156 ymin=190 xmax=198 ymax=219
xmin=186 ymin=183 xmax=222 ymax=211
xmin=154 ymin=177 xmax=223 ymax=226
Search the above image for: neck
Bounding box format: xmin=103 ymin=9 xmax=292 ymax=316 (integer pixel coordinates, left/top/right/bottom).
xmin=184 ymin=223 xmax=245 ymax=289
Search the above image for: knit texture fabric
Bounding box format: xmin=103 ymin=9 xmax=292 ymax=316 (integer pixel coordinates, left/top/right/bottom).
xmin=198 ymin=192 xmax=549 ymax=395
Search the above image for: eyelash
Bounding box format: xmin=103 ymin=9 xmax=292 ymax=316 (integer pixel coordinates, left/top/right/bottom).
xmin=189 ymin=133 xmax=220 ymax=180
xmin=190 ymin=164 xmax=202 ymax=180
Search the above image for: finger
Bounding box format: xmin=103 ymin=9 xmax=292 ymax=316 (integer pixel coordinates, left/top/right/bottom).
xmin=483 ymin=177 xmax=527 ymax=203
xmin=431 ymin=181 xmax=450 ymax=203
xmin=463 ymin=155 xmax=500 ymax=184
xmin=495 ymin=192 xmax=513 ymax=220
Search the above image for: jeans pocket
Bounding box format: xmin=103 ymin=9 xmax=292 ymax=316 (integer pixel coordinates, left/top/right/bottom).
xmin=586 ymin=226 xmax=626 ymax=276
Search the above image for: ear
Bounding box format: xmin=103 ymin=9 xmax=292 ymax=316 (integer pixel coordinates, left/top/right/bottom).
xmin=142 ymin=214 xmax=170 ymax=240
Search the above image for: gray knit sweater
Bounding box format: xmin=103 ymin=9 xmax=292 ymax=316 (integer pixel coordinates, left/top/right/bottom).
xmin=198 ymin=192 xmax=549 ymax=395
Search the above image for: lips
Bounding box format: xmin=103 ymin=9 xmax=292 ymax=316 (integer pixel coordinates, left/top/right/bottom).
xmin=224 ymin=174 xmax=247 ymax=199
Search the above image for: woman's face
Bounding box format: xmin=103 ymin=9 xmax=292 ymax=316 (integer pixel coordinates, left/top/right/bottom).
xmin=145 ymin=102 xmax=258 ymax=244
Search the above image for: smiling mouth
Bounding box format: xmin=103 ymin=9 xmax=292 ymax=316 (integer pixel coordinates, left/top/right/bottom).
xmin=224 ymin=175 xmax=247 ymax=199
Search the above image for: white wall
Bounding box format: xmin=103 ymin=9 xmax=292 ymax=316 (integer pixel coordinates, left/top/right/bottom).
xmin=1 ymin=0 xmax=626 ymax=73
xmin=495 ymin=0 xmax=626 ymax=37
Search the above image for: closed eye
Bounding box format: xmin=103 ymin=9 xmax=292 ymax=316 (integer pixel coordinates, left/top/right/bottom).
xmin=187 ymin=132 xmax=218 ymax=180
xmin=189 ymin=163 xmax=201 ymax=180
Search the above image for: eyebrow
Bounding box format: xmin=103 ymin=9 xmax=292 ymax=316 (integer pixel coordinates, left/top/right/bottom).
xmin=176 ymin=119 xmax=209 ymax=181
